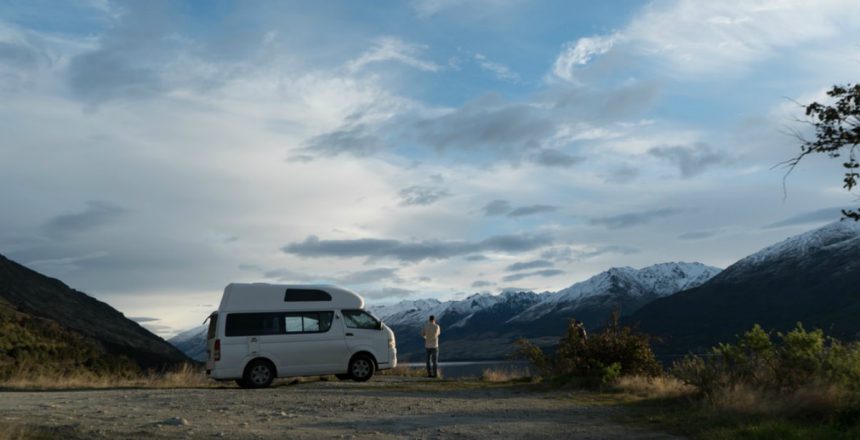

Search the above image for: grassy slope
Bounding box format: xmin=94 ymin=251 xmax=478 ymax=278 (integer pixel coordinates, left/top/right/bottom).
xmin=0 ymin=297 xmax=139 ymax=380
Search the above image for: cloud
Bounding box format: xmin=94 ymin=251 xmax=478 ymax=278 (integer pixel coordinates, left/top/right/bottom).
xmin=42 ymin=201 xmax=127 ymax=239
xmin=481 ymin=200 xmax=557 ymax=218
xmin=471 ymin=280 xmax=494 ymax=288
xmin=505 ymin=259 xmax=553 ymax=272
xmin=411 ymin=0 xmax=517 ymax=17
xmin=649 ymin=142 xmax=731 ymax=177
xmin=302 ymin=124 xmax=385 ymax=157
xmin=336 ymin=268 xmax=403 ymax=284
xmin=507 ymin=204 xmax=557 ymax=217
xmin=677 ymin=230 xmax=719 ymax=240
xmin=263 ymin=267 xmax=402 ymax=285
xmin=361 ymin=286 xmax=416 ymax=300
xmin=129 ymin=316 xmax=160 ymax=323
xmin=574 ymin=245 xmax=640 ymax=259
xmin=590 ymin=207 xmax=684 ymax=229
xmin=530 ymin=148 xmax=584 ymax=168
xmin=540 ymin=245 xmax=639 ymax=262
xmin=623 ymin=0 xmax=860 ymax=75
xmin=764 ymin=207 xmax=848 ymax=229
xmin=398 ymin=185 xmax=450 ymax=206
xmin=482 ymin=200 xmax=512 ymax=216
xmin=282 ymin=233 xmax=554 ymax=263
xmin=464 ymin=254 xmax=488 ymax=261
xmin=474 ymin=53 xmax=519 ymax=83
xmin=302 ymin=82 xmax=659 ymax=163
xmin=347 ymin=36 xmax=441 ymax=72
xmin=68 ymin=50 xmax=164 ymax=103
xmin=502 ymin=269 xmax=565 ymax=282
xmin=552 ymin=33 xmax=618 ymax=82
xmin=410 ymin=95 xmax=555 ymax=155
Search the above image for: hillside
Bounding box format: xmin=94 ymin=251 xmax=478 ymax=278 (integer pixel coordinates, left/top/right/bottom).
xmin=0 ymin=253 xmax=190 ymax=375
xmin=631 ymin=221 xmax=860 ymax=354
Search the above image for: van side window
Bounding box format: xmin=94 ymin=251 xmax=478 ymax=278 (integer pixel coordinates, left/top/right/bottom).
xmin=225 ymin=313 xmax=282 ymax=337
xmin=284 ymin=312 xmax=334 ymax=333
xmin=342 ymin=310 xmax=380 ymax=330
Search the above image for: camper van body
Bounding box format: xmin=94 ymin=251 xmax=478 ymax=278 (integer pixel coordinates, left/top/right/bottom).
xmin=206 ymin=283 xmax=396 ymax=387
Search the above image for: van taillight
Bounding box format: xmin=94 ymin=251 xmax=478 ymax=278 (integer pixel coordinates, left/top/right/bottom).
xmin=214 ymin=339 xmax=221 ymax=361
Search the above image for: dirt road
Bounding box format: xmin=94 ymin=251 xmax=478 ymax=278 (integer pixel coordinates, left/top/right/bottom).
xmin=0 ymin=377 xmax=681 ymax=439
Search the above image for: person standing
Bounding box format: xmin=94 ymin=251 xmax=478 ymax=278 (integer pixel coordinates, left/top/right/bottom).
xmin=421 ymin=315 xmax=441 ymax=378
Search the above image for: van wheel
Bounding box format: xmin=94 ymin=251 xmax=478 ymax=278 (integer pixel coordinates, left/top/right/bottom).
xmin=335 ymin=374 xmax=351 ymax=380
xmin=243 ymin=359 xmax=275 ymax=388
xmin=349 ymin=355 xmax=375 ymax=382
xmin=235 ymin=379 xmax=249 ymax=388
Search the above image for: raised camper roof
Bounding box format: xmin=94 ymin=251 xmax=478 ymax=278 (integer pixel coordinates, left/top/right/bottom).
xmin=218 ymin=283 xmax=365 ymax=312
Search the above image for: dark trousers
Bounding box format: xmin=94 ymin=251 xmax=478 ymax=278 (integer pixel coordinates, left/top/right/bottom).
xmin=425 ymin=347 xmax=438 ymax=376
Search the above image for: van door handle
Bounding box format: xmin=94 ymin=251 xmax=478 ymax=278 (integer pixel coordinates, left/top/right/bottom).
xmin=345 ymin=333 xmax=354 ymax=336
xmin=251 ymin=338 xmax=258 ymax=342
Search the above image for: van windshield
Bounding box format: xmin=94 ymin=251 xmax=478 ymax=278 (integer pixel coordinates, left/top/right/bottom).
xmin=342 ymin=310 xmax=380 ymax=330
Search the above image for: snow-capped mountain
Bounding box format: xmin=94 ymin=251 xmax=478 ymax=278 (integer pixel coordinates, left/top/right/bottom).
xmin=633 ymin=221 xmax=860 ymax=354
xmin=717 ymin=220 xmax=860 ymax=281
xmin=508 ymin=262 xmax=721 ymax=326
xmin=168 ymin=324 xmax=207 ymax=362
xmin=369 ymin=292 xmax=532 ymax=329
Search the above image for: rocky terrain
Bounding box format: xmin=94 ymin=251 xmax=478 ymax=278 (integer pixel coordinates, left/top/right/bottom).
xmin=0 ymin=377 xmax=680 ymax=439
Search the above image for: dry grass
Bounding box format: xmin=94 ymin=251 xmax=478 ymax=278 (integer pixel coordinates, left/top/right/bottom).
xmin=378 ymin=365 xmax=428 ymax=377
xmin=614 ymin=375 xmax=695 ymax=400
xmin=708 ymin=382 xmax=848 ymax=417
xmin=0 ymin=423 xmax=28 ymax=440
xmin=481 ymin=367 xmax=532 ymax=383
xmin=0 ymin=363 xmax=212 ymax=390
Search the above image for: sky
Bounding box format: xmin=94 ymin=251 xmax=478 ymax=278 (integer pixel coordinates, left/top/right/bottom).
xmin=1 ymin=0 xmax=859 ymax=337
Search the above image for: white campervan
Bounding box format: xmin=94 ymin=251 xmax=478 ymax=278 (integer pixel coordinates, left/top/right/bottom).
xmin=205 ymin=283 xmax=397 ymax=388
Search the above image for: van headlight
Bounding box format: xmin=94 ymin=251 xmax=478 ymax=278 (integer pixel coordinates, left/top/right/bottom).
xmin=388 ymin=338 xmax=395 ymax=348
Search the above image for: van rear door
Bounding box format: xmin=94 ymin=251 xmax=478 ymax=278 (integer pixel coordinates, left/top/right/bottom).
xmin=205 ymin=312 xmax=218 ymax=371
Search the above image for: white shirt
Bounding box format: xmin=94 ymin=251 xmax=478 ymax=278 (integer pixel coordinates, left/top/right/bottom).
xmin=421 ymin=321 xmax=441 ymax=349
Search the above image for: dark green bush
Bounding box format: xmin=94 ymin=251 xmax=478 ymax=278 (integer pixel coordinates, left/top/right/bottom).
xmin=672 ymin=322 xmax=860 ymax=402
xmin=515 ymin=311 xmax=661 ymax=385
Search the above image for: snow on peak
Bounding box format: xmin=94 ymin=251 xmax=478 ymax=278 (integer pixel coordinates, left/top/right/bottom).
xmin=726 ymin=220 xmax=860 ymax=273
xmin=507 ymin=262 xmax=721 ymax=323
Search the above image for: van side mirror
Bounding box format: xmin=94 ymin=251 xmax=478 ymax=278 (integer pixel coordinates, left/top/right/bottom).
xmin=377 ymin=321 xmax=383 ymax=330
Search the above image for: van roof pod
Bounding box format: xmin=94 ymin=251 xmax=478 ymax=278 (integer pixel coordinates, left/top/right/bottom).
xmin=219 ymin=283 xmax=365 ymax=311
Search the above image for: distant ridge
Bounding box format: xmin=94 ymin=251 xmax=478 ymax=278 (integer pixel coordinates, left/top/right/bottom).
xmin=631 ymin=221 xmax=860 ymax=353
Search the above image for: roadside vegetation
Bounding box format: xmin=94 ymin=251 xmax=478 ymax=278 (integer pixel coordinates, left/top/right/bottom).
xmin=0 ymin=362 xmax=211 ymax=390
xmin=515 ymin=313 xmax=860 ymax=438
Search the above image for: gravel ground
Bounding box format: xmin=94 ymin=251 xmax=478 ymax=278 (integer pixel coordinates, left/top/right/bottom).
xmin=0 ymin=377 xmax=682 ymax=439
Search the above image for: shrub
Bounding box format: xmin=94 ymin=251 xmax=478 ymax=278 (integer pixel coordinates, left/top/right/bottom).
xmin=672 ymin=322 xmax=860 ymax=412
xmin=515 ymin=310 xmax=662 ymax=385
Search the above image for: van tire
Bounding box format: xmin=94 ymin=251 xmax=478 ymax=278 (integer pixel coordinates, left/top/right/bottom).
xmin=335 ymin=374 xmax=351 ymax=380
xmin=235 ymin=379 xmax=248 ymax=388
xmin=242 ymin=359 xmax=275 ymax=388
xmin=348 ymin=354 xmax=375 ymax=382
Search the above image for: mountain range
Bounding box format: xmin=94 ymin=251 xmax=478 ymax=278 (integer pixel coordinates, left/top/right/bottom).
xmin=0 ymin=253 xmax=190 ymax=376
xmin=170 ymin=261 xmax=720 ymax=361
xmin=168 ymin=221 xmax=860 ymax=363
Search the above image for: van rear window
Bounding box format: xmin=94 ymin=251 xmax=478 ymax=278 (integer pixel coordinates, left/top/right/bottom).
xmin=284 ymin=289 xmax=332 ymax=302
xmin=225 ymin=313 xmax=282 ymax=337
